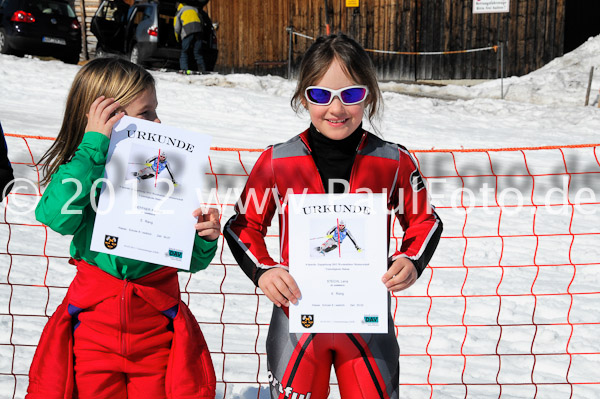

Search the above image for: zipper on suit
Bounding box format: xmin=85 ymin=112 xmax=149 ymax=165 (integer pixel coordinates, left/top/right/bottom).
xmin=347 ymin=131 xmax=366 ymax=191
xmin=120 ymin=279 xmax=130 ymax=356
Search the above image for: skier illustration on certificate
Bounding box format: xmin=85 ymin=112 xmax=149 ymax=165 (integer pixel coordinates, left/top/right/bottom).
xmin=312 ymin=219 xmax=363 ymax=257
xmin=133 ymin=151 xmax=177 ymax=186
xmin=126 ymin=146 xmax=178 ymax=189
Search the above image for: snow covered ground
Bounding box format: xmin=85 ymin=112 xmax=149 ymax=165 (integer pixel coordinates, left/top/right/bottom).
xmin=1 ymin=35 xmax=600 ymax=399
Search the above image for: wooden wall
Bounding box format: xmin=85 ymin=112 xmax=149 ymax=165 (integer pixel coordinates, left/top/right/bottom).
xmin=74 ymin=0 xmax=566 ymax=81
xmin=208 ymin=0 xmax=565 ymax=80
xmin=205 ymin=0 xmax=291 ymax=75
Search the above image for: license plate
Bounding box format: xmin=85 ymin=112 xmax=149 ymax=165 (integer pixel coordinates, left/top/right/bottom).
xmin=42 ymin=37 xmax=66 ymax=45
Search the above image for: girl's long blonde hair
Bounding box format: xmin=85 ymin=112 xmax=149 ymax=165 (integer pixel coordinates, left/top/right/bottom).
xmin=38 ymin=58 xmax=155 ymax=185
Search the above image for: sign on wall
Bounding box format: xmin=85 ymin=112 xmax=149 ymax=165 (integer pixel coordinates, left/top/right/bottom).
xmin=346 ymin=0 xmax=359 ymax=7
xmin=473 ymin=0 xmax=510 ymax=14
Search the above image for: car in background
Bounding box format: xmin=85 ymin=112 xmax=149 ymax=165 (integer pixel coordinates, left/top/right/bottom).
xmin=0 ymin=0 xmax=82 ymax=64
xmin=91 ymin=0 xmax=217 ymax=70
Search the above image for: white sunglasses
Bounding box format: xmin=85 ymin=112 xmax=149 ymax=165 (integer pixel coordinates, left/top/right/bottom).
xmin=304 ymin=85 xmax=369 ymax=106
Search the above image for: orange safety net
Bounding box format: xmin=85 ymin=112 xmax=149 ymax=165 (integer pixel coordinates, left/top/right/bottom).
xmin=1 ymin=134 xmax=600 ymax=398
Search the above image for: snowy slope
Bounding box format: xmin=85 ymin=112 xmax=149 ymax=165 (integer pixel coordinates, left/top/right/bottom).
xmin=1 ymin=35 xmax=600 ymax=399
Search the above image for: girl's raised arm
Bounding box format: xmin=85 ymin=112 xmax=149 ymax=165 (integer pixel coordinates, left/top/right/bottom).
xmin=85 ymin=96 xmax=125 ymax=138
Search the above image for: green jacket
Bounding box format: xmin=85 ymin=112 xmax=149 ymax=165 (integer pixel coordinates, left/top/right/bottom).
xmin=35 ymin=131 xmax=217 ymax=279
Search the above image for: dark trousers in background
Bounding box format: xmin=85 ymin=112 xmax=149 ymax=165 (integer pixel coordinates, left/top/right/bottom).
xmin=180 ymin=33 xmax=206 ymax=72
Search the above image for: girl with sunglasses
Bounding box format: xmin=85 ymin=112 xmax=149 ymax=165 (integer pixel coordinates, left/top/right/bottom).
xmin=225 ymin=34 xmax=442 ymax=399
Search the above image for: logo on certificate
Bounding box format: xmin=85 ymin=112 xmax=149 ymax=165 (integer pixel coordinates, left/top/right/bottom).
xmin=363 ymin=315 xmax=379 ymax=325
xmin=104 ymin=235 xmax=119 ymax=250
xmin=301 ymin=314 xmax=314 ymax=328
xmin=167 ymin=248 xmax=183 ymax=260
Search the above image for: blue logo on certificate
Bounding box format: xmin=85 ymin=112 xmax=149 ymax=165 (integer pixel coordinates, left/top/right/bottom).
xmin=168 ymin=249 xmax=183 ymax=259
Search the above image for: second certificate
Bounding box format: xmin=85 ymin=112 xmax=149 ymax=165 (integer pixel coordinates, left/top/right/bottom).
xmin=288 ymin=193 xmax=388 ymax=334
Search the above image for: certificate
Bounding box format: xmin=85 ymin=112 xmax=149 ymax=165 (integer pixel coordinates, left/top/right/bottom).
xmin=90 ymin=115 xmax=212 ymax=270
xmin=288 ymin=193 xmax=389 ymax=333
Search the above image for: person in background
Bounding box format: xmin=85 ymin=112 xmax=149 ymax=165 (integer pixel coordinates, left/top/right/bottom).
xmin=224 ymin=33 xmax=442 ymax=399
xmin=0 ymin=122 xmax=14 ymax=202
xmin=174 ymin=0 xmax=209 ymax=72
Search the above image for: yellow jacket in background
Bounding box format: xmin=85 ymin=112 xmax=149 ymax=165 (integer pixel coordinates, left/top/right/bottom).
xmin=174 ymin=3 xmax=203 ymax=42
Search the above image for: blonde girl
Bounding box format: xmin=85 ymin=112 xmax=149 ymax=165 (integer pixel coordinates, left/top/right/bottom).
xmin=28 ymin=58 xmax=218 ymax=399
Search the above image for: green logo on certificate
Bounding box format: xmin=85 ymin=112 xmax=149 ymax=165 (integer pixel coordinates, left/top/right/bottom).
xmin=301 ymin=314 xmax=314 ymax=328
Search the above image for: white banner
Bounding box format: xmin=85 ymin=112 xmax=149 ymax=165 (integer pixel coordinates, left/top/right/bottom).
xmin=473 ymin=0 xmax=510 ymax=14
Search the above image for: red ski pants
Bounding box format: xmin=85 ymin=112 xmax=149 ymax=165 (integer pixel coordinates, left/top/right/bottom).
xmin=72 ymin=284 xmax=174 ymax=398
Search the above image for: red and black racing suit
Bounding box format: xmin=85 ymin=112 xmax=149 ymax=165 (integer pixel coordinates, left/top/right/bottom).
xmin=224 ymin=125 xmax=442 ymax=399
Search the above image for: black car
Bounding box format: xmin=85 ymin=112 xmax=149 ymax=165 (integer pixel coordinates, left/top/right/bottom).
xmin=0 ymin=0 xmax=82 ymax=64
xmin=91 ymin=0 xmax=217 ymax=70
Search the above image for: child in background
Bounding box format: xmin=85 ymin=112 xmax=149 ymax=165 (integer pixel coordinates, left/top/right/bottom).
xmin=28 ymin=58 xmax=218 ymax=399
xmin=224 ymin=34 xmax=443 ymax=399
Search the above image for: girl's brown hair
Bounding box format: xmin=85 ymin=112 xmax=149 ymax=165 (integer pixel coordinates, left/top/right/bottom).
xmin=291 ymin=33 xmax=382 ymax=129
xmin=37 ymin=58 xmax=155 ymax=185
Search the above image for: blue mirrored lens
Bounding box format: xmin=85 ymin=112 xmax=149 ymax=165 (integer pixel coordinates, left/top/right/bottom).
xmin=340 ymin=88 xmax=367 ymax=103
xmin=307 ymin=88 xmax=332 ymax=104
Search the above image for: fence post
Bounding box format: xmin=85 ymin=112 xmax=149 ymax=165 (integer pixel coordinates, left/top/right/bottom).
xmin=585 ymin=66 xmax=594 ymax=106
xmin=286 ymin=26 xmax=293 ymax=80
xmin=496 ymin=41 xmax=500 ymax=79
xmin=80 ymin=0 xmax=89 ymax=61
xmin=324 ymin=0 xmax=330 ymax=35
xmin=500 ymin=41 xmax=505 ymax=99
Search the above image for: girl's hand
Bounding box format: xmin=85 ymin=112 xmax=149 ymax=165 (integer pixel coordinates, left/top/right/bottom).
xmin=258 ymin=268 xmax=301 ymax=307
xmin=382 ymin=258 xmax=417 ymax=292
xmin=85 ymin=96 xmax=125 ymax=138
xmin=193 ymin=207 xmax=221 ymax=241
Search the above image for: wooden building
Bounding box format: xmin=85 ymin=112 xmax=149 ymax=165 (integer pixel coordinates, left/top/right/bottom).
xmin=74 ymin=0 xmax=599 ymax=81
